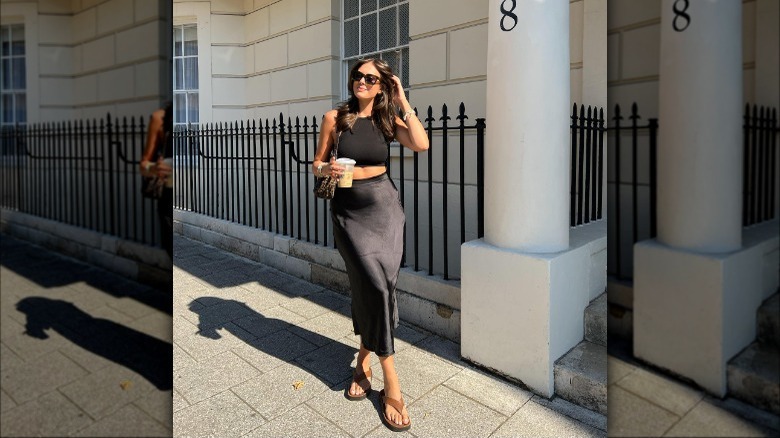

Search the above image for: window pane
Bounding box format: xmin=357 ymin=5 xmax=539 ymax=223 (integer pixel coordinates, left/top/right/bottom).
xmin=1 ymin=27 xmax=10 ymax=57
xmin=11 ymin=25 xmax=24 ymax=56
xmin=184 ymin=58 xmax=198 ymax=90
xmin=344 ymin=19 xmax=359 ymax=58
xmin=379 ymin=0 xmax=397 ymax=8
xmin=174 ymin=27 xmax=182 ymax=56
xmin=1 ymin=59 xmax=10 ymax=89
xmin=15 ymin=92 xmax=25 ymax=123
xmin=12 ymin=58 xmax=25 ymax=89
xmin=361 ymin=0 xmax=376 ymax=14
xmin=2 ymin=94 xmax=13 ymax=123
xmin=401 ymin=47 xmax=408 ymax=88
xmin=174 ymin=93 xmax=186 ymax=124
xmin=361 ymin=14 xmax=377 ymax=54
xmin=188 ymin=92 xmax=199 ymax=123
xmin=174 ymin=58 xmax=183 ymax=90
xmin=378 ymin=7 xmax=396 ymax=50
xmin=381 ymin=50 xmax=399 ymax=78
xmin=344 ymin=0 xmax=359 ymax=19
xmin=399 ymin=2 xmax=409 ymax=45
xmin=184 ymin=26 xmax=197 ymax=56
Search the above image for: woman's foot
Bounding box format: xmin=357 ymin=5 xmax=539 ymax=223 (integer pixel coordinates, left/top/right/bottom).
xmin=378 ymin=354 xmax=410 ymax=430
xmin=346 ymin=367 xmax=371 ymax=399
xmin=380 ymin=386 xmax=410 ymax=429
xmin=348 ymin=343 xmax=372 ymax=399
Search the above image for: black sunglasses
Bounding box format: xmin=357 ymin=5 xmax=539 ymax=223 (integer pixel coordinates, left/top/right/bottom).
xmin=351 ymin=71 xmax=380 ymax=86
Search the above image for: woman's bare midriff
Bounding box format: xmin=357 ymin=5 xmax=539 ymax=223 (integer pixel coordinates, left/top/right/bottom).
xmin=353 ymin=165 xmax=387 ymax=180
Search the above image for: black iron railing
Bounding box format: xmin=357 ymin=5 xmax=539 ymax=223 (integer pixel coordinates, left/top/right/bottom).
xmin=174 ymin=103 xmax=604 ymax=280
xmin=0 ymin=115 xmax=162 ymax=248
xmin=173 ymin=103 xmax=486 ymax=280
xmin=607 ymin=102 xmax=779 ymax=280
xmin=570 ymin=104 xmax=606 ymax=227
xmin=744 ymin=104 xmax=778 ymax=227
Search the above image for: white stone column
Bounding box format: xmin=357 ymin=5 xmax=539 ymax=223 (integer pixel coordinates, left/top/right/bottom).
xmin=463 ymin=0 xmax=603 ymax=398
xmin=484 ymin=0 xmax=570 ymax=252
xmin=655 ymin=0 xmax=742 ymax=252
xmin=633 ymin=0 xmax=768 ymax=397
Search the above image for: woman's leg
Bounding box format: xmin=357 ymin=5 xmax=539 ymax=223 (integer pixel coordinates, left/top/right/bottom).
xmin=349 ymin=341 xmax=372 ymax=397
xmin=379 ymin=354 xmax=410 ymax=426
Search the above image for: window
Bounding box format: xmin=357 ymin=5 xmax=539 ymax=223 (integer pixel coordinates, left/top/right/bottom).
xmin=1 ymin=24 xmax=26 ymax=128
xmin=173 ymin=24 xmax=199 ymax=130
xmin=343 ymin=0 xmax=409 ymax=96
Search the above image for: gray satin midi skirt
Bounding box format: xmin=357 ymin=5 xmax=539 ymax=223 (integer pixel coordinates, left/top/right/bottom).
xmin=331 ymin=173 xmax=405 ymax=356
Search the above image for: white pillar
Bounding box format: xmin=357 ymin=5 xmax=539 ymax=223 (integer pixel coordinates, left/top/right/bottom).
xmin=484 ymin=0 xmax=570 ymax=253
xmin=634 ymin=0 xmax=766 ymax=397
xmin=656 ymin=0 xmax=742 ymax=253
xmin=463 ymin=0 xmax=603 ymax=399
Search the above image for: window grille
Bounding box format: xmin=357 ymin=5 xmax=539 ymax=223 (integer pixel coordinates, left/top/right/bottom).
xmin=342 ymin=0 xmax=409 ymax=98
xmin=173 ymin=24 xmax=199 ymax=130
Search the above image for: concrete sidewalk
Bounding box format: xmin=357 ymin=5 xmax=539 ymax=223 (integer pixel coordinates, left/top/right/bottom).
xmin=172 ymin=235 xmax=606 ymax=438
xmin=607 ymin=340 xmax=780 ymax=437
xmin=0 ymin=233 xmax=172 ymax=437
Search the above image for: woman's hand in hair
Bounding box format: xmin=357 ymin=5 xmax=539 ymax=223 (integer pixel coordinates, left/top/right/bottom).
xmin=390 ymin=75 xmax=408 ymax=109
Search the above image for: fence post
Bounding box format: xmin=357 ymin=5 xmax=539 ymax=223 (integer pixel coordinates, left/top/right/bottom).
xmin=106 ymin=114 xmax=116 ymax=236
xmin=613 ymin=104 xmax=623 ymax=278
xmin=476 ymin=117 xmax=485 ymax=239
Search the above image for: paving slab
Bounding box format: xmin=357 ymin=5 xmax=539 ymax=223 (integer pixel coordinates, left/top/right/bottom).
xmin=607 ymin=354 xmax=635 ymax=385
xmin=230 ymin=328 xmax=317 ymax=374
xmin=173 ymin=389 xmax=266 ymax=438
xmin=615 ymin=363 xmax=704 ymax=416
xmin=173 ymin=349 xmax=262 ymax=404
xmin=607 ymin=384 xmax=679 ymax=437
xmin=408 ymin=385 xmax=507 ymax=438
xmin=665 ymin=399 xmax=777 ymax=437
xmin=244 ymin=403 xmax=351 ymax=438
xmin=491 ymin=398 xmax=604 ymax=438
xmin=230 ymin=362 xmax=331 ymax=420
xmin=295 ymin=340 xmax=360 ymax=386
xmin=73 ymin=403 xmax=170 ymax=437
xmin=58 ymin=362 xmax=157 ymax=420
xmin=532 ymin=395 xmax=607 ymax=432
xmin=134 ymin=389 xmax=174 ymax=429
xmin=392 ymin=347 xmax=462 ymax=400
xmin=0 ymin=390 xmax=93 ymax=437
xmin=1 ymin=350 xmax=89 ymax=404
xmin=443 ymin=367 xmax=533 ymax=417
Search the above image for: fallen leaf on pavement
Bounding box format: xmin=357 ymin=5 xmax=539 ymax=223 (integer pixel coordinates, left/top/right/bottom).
xmin=120 ymin=381 xmax=132 ymax=390
xmin=292 ymin=380 xmax=305 ymax=390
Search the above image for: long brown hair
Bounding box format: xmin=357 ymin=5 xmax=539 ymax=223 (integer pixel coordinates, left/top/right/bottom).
xmin=335 ymin=58 xmax=397 ymax=141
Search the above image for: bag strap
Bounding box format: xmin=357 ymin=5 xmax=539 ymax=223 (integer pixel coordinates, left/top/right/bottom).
xmin=330 ymin=130 xmax=341 ymax=160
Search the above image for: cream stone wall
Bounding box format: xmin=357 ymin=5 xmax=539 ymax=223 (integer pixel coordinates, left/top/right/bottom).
xmin=1 ymin=0 xmax=171 ymax=122
xmin=174 ymin=0 xmax=340 ymax=124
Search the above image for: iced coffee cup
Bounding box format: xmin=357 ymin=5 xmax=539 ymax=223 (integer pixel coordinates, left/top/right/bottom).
xmin=336 ymin=158 xmax=356 ymax=188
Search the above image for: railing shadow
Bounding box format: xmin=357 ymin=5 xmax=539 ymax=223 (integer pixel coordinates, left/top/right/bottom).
xmin=15 ymin=296 xmax=172 ymax=391
xmin=1 ymin=234 xmax=171 ymax=315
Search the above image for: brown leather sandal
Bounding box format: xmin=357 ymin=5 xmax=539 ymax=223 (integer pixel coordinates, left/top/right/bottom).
xmin=344 ymin=368 xmax=372 ymax=401
xmin=379 ymin=389 xmax=411 ymax=432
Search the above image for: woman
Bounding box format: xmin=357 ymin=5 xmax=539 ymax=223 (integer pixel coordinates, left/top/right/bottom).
xmin=140 ymin=103 xmax=173 ymax=259
xmin=312 ymin=59 xmax=428 ymax=431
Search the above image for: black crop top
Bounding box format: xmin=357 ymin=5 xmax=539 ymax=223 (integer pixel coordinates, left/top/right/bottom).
xmin=337 ymin=117 xmax=389 ymax=166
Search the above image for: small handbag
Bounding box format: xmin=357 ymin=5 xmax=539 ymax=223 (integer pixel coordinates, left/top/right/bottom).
xmin=313 ymin=131 xmax=341 ymax=200
xmin=141 ymin=169 xmax=166 ymax=199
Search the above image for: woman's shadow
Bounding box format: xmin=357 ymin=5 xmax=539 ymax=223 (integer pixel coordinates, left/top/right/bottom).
xmin=188 ymin=297 xmax=363 ymax=395
xmin=16 ymin=296 xmax=172 ymax=391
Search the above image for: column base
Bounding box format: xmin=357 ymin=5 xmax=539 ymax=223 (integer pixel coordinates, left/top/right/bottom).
xmin=633 ymin=239 xmax=767 ymax=396
xmin=461 ymin=235 xmax=598 ymax=397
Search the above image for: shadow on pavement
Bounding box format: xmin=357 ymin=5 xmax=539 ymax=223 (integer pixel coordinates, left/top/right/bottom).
xmin=16 ymin=296 xmax=173 ymax=390
xmin=1 ymin=234 xmax=171 ymax=315
xmin=188 ymin=297 xmax=359 ymax=391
